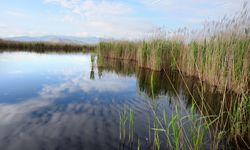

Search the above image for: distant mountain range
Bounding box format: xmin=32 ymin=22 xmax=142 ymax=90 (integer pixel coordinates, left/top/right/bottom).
xmin=4 ymin=35 xmax=101 ymax=44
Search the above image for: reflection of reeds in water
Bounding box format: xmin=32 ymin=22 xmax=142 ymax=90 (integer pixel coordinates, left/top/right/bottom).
xmin=97 ymin=57 xmax=233 ymax=108
xmin=137 ymin=69 xmax=181 ymax=99
xmin=97 ymin=57 xmax=137 ymax=77
xmin=97 ymin=57 xmax=181 ymax=98
xmin=90 ymin=53 xmax=95 ymax=80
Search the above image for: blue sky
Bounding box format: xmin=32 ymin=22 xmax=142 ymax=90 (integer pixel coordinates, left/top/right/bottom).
xmin=0 ymin=0 xmax=248 ymax=39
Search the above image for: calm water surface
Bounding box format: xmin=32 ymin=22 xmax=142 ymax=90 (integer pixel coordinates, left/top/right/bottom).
xmin=0 ymin=52 xmax=220 ymax=150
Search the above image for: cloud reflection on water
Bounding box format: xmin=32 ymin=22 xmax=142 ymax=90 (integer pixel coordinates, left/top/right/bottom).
xmin=0 ymin=63 xmax=132 ymax=124
xmin=0 ymin=53 xmax=138 ymax=150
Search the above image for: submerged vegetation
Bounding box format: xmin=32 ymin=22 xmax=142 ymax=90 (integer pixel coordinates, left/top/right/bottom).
xmin=97 ymin=5 xmax=250 ymax=94
xmin=0 ymin=39 xmax=96 ymax=52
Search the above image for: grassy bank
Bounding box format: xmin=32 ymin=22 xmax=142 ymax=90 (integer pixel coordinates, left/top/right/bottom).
xmin=97 ymin=8 xmax=250 ymax=93
xmin=0 ymin=39 xmax=96 ymax=52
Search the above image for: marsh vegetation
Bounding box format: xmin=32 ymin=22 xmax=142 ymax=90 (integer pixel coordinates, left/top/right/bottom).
xmin=97 ymin=6 xmax=250 ymax=93
xmin=0 ymin=39 xmax=96 ymax=52
xmin=97 ymin=58 xmax=250 ymax=149
xmin=96 ymin=5 xmax=250 ymax=150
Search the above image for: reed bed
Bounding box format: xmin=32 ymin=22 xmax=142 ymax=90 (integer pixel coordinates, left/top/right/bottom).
xmin=97 ymin=6 xmax=250 ymax=93
xmin=98 ymin=41 xmax=138 ymax=60
xmin=0 ymin=39 xmax=96 ymax=52
xmin=98 ymin=3 xmax=250 ymax=149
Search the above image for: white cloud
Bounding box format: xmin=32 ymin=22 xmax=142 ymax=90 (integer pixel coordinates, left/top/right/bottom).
xmin=44 ymin=0 xmax=131 ymax=16
xmin=139 ymin=0 xmax=249 ymax=26
xmin=1 ymin=0 xmax=249 ymax=38
xmin=43 ymin=0 xmax=153 ymax=38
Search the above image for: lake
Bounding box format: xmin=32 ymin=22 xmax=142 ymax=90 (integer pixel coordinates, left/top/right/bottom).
xmin=0 ymin=52 xmax=230 ymax=150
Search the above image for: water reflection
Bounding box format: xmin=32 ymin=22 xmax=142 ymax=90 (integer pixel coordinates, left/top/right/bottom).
xmin=0 ymin=52 xmax=237 ymax=150
xmin=0 ymin=52 xmax=149 ymax=150
xmin=97 ymin=57 xmax=240 ymax=149
xmin=97 ymin=57 xmax=237 ymax=116
xmin=90 ymin=54 xmax=95 ymax=80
